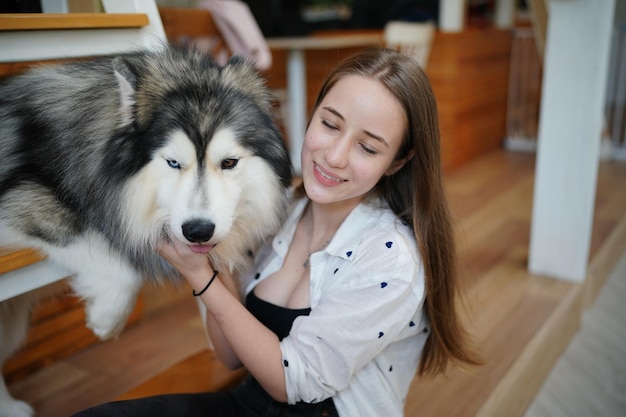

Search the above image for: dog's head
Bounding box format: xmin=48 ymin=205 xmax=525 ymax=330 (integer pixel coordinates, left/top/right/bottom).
xmin=110 ymin=46 xmax=292 ymax=269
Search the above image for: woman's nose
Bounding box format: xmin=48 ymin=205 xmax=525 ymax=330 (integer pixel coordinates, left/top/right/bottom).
xmin=324 ymin=136 xmax=350 ymax=168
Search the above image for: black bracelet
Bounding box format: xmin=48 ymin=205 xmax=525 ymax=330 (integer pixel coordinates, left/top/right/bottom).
xmin=192 ymin=270 xmax=219 ymax=296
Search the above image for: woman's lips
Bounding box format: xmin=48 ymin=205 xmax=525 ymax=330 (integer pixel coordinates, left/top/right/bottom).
xmin=314 ymin=163 xmax=345 ymax=186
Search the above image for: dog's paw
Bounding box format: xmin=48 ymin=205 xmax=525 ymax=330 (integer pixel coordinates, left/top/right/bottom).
xmin=84 ymin=299 xmax=132 ymax=340
xmin=0 ymin=397 xmax=35 ymax=417
xmin=86 ymin=316 xmax=125 ymax=340
xmin=70 ymin=269 xmax=141 ymax=340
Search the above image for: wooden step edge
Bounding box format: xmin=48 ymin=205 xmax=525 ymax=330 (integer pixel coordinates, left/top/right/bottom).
xmin=0 ymin=247 xmax=46 ymax=275
xmin=475 ymin=279 xmax=583 ymax=417
xmin=475 ymin=211 xmax=626 ymax=417
xmin=584 ymin=213 xmax=626 ymax=308
xmin=0 ymin=13 xmax=149 ymax=31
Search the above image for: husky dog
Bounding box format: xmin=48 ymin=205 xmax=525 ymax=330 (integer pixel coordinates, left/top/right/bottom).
xmin=0 ymin=45 xmax=292 ymax=416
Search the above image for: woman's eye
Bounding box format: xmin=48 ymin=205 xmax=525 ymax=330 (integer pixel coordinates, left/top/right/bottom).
xmin=360 ymin=144 xmax=378 ymax=155
xmin=166 ymin=158 xmax=181 ymax=169
xmin=321 ymin=119 xmax=337 ymax=130
xmin=222 ymin=158 xmax=239 ymax=170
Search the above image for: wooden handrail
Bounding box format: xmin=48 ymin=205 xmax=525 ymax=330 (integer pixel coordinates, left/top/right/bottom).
xmin=0 ymin=13 xmax=149 ymax=31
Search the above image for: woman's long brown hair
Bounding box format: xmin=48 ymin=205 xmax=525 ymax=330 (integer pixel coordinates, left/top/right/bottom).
xmin=305 ymin=48 xmax=481 ymax=375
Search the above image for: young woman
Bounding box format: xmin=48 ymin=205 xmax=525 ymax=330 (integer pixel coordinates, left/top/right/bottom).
xmin=72 ymin=47 xmax=480 ymax=417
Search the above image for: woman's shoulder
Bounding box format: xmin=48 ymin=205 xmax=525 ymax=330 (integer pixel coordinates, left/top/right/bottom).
xmin=354 ymin=199 xmax=414 ymax=242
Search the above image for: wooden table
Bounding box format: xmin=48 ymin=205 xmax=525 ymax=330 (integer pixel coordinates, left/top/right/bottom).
xmin=266 ymin=33 xmax=383 ymax=173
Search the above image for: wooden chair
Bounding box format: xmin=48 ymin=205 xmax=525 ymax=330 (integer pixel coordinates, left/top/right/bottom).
xmin=383 ymin=20 xmax=436 ymax=68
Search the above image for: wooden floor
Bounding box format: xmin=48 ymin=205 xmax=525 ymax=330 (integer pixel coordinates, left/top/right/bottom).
xmin=6 ymin=149 xmax=626 ymax=417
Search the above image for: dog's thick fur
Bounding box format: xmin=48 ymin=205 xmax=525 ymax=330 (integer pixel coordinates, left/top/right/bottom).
xmin=0 ymin=45 xmax=292 ymax=417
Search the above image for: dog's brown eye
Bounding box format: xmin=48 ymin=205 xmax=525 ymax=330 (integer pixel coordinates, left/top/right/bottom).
xmin=221 ymin=158 xmax=239 ymax=170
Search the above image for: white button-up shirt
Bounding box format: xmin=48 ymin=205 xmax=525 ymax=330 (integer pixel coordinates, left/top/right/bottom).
xmin=241 ymin=197 xmax=428 ymax=417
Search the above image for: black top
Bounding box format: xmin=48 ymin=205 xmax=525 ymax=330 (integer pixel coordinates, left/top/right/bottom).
xmin=246 ymin=290 xmax=311 ymax=340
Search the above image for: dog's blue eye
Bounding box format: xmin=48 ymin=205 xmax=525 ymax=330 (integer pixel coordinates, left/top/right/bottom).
xmin=166 ymin=159 xmax=181 ymax=169
xmin=222 ymin=158 xmax=239 ymax=170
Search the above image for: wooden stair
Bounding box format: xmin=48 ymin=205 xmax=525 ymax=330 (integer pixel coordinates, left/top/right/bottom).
xmin=0 ymin=13 xmax=148 ymax=31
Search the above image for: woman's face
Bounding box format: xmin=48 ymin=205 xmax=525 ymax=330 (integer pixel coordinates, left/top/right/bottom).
xmin=301 ymin=75 xmax=408 ymax=209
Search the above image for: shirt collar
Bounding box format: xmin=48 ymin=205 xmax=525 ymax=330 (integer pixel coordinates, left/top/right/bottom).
xmin=325 ymin=199 xmax=384 ymax=262
xmin=273 ymin=196 xmax=386 ymax=262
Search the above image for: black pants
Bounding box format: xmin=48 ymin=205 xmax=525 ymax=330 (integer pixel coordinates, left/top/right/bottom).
xmin=71 ymin=376 xmax=339 ymax=417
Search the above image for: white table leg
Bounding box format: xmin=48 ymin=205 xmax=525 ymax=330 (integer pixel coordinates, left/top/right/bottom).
xmin=286 ymin=49 xmax=306 ymax=174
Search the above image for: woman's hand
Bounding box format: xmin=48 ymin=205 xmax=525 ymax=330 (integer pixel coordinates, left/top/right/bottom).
xmin=157 ymin=238 xmax=215 ymax=291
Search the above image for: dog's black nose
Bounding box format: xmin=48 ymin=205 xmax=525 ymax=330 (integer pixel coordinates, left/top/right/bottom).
xmin=182 ymin=220 xmax=215 ymax=243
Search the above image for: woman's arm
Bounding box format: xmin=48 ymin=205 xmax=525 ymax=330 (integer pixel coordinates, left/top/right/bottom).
xmin=158 ymin=240 xmax=288 ymax=402
xmin=201 ymin=268 xmax=243 ymax=370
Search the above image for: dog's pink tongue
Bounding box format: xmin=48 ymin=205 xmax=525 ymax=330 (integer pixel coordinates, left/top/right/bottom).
xmin=190 ymin=245 xmax=214 ymax=254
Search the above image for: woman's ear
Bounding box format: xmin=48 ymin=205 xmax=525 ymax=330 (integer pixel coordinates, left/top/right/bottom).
xmin=385 ymin=149 xmax=415 ymax=176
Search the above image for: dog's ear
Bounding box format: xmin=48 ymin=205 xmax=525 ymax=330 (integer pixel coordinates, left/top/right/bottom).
xmin=112 ymin=57 xmax=138 ymax=127
xmin=221 ymin=56 xmax=273 ymax=112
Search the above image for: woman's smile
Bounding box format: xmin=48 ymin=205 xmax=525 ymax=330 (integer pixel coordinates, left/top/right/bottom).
xmin=313 ymin=162 xmax=346 ymax=186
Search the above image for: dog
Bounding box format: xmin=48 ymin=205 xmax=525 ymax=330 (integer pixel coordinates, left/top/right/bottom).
xmin=0 ymin=44 xmax=292 ymax=417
